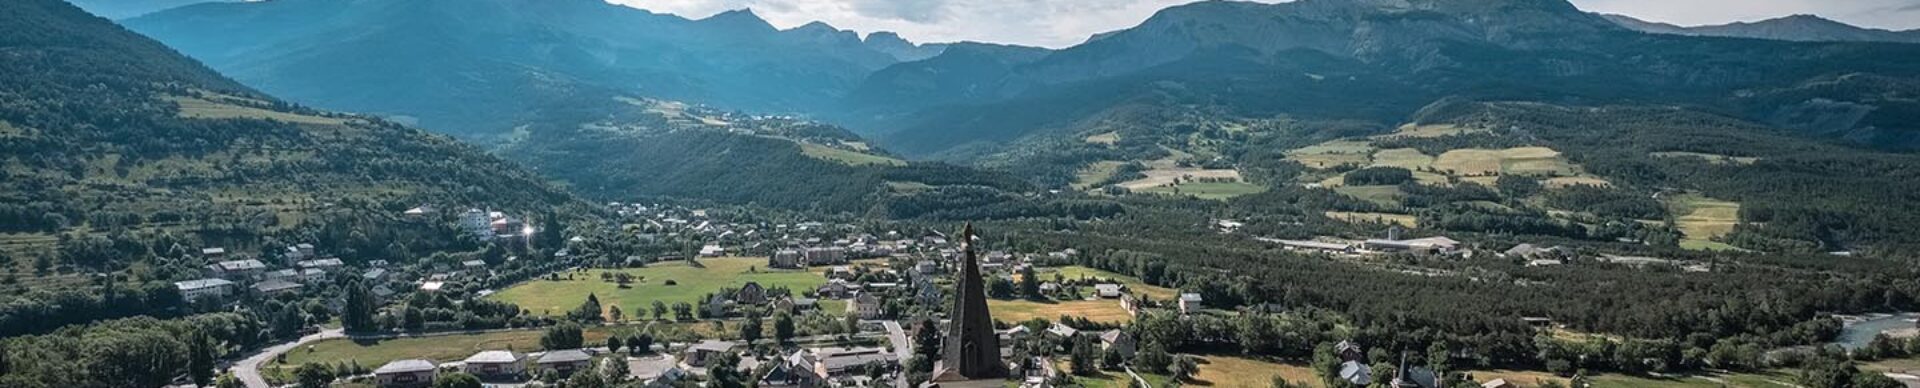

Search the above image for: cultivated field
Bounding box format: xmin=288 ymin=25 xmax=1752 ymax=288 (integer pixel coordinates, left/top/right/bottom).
xmin=491 ymin=257 xmax=826 ymax=318
xmin=1190 ymin=355 xmax=1321 ymax=387
xmin=1133 ymin=181 xmax=1266 ymax=200
xmin=1665 ymin=194 xmax=1742 ymax=251
xmin=988 ymin=299 xmax=1133 ymax=323
xmin=1432 ymin=147 xmax=1572 ymax=177
xmin=798 ymin=143 xmax=905 ymax=166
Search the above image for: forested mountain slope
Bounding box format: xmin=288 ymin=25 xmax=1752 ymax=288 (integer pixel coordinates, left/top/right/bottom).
xmin=851 ymin=0 xmax=1920 ymax=158
xmin=0 ymin=0 xmax=594 ymax=272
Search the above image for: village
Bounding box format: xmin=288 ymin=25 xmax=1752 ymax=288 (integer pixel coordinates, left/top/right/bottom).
xmin=156 ymin=203 xmax=1919 ymax=388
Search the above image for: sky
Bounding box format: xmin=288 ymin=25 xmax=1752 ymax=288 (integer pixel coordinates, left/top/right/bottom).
xmin=606 ymin=0 xmax=1920 ymax=48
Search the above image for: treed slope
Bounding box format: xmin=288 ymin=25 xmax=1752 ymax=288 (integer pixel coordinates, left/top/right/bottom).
xmin=0 ymin=0 xmax=592 ymax=249
xmin=122 ymin=0 xmax=915 ymax=139
xmin=854 ymin=0 xmax=1920 ymax=158
xmin=1409 ymin=101 xmax=1920 ymax=254
xmin=493 ymin=95 xmax=1053 ymax=218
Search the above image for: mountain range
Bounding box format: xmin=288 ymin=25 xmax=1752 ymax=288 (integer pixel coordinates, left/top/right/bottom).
xmin=121 ymin=0 xmax=953 ymax=140
xmin=1601 ymin=13 xmax=1920 ymax=44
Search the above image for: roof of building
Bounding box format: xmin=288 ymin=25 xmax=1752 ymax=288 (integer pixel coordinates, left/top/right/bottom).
xmin=298 ymin=258 xmax=344 ymax=267
xmin=464 ymin=350 xmax=522 ymax=364
xmin=819 ymin=348 xmax=896 ymax=372
xmin=213 ymin=259 xmax=266 ymax=271
xmin=1099 ymin=330 xmax=1129 ymax=343
xmin=691 ymin=340 xmax=738 ymax=352
xmin=376 ymin=359 xmax=438 ymax=374
xmin=538 ymin=349 xmax=591 ymax=364
xmin=1179 ymin=293 xmax=1204 ymax=302
xmin=254 ymin=279 xmax=303 ymax=293
xmin=175 ymin=278 xmax=235 ymax=290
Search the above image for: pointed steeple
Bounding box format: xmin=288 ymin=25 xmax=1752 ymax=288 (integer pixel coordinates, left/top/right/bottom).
xmin=932 ymin=223 xmax=1006 ymax=382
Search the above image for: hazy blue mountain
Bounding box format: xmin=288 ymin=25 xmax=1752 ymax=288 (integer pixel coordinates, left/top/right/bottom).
xmin=1602 ymin=13 xmax=1920 ymax=44
xmin=850 ymin=0 xmax=1920 ymax=157
xmin=64 ymin=0 xmax=228 ymax=19
xmin=123 ymin=0 xmax=915 ymax=139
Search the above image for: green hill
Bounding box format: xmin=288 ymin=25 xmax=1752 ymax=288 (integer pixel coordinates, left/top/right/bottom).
xmin=0 ymin=0 xmax=594 ymax=271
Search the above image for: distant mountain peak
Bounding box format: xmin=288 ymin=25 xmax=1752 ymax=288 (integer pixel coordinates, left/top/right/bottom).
xmin=1603 ymin=12 xmax=1920 ymax=43
xmin=702 ymin=8 xmax=774 ymax=32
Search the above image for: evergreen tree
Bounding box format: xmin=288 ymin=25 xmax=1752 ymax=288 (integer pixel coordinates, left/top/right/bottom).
xmin=342 ymin=281 xmax=377 ymax=333
xmin=188 ymin=330 xmax=217 ymax=386
xmin=1019 ymin=265 xmax=1041 ymax=299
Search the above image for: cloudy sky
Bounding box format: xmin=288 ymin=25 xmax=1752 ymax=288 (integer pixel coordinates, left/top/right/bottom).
xmin=606 ymin=0 xmax=1920 ymax=48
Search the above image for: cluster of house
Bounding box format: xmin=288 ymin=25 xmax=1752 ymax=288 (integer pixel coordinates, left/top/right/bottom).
xmin=370 ymin=348 xmax=599 ymax=388
xmin=174 ymin=244 xmax=359 ymax=302
xmin=367 ymin=336 xmax=915 ymax=388
xmin=761 ymin=346 xmax=901 ymax=387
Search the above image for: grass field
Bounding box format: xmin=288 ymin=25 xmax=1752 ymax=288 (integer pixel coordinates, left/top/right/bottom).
xmin=1075 ymin=161 xmax=1129 ymax=190
xmin=1332 ymin=185 xmax=1405 ymax=207
xmin=988 ymin=299 xmax=1133 ymax=323
xmin=1286 ymin=140 xmax=1374 ymax=168
xmin=1325 ymin=211 xmax=1419 ymax=227
xmin=1189 ymin=355 xmax=1320 ymax=387
xmin=798 ymin=143 xmax=906 ymax=166
xmin=1045 ymin=266 xmax=1179 ymax=300
xmin=1134 ymin=181 xmax=1266 ymax=200
xmin=1665 ymin=194 xmax=1742 ymax=251
xmin=261 ymin=328 xmax=619 ymax=383
xmin=886 ymin=181 xmax=935 ymax=193
xmin=167 ymin=95 xmax=348 ymax=126
xmin=491 ymin=257 xmax=826 ymax=318
xmin=1370 ymin=148 xmax=1435 ymax=170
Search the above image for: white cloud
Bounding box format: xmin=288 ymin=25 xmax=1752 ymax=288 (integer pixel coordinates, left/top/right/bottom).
xmin=605 ymin=0 xmax=1920 ymax=48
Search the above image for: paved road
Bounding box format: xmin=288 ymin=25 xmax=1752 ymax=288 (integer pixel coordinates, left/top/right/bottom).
xmin=881 ymin=321 xmax=911 ymax=388
xmin=233 ymin=328 xmax=345 ymax=388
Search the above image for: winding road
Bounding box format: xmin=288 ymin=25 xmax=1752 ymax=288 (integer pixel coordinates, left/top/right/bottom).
xmin=233 ymin=328 xmax=345 ymax=388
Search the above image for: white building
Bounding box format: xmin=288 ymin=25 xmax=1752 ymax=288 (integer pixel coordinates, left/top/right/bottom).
xmin=175 ymin=278 xmax=235 ymax=302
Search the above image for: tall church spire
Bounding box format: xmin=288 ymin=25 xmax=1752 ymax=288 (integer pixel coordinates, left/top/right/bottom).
xmin=932 ymin=223 xmax=1006 ymax=382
